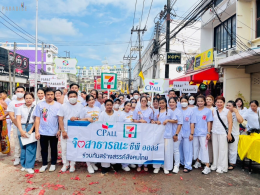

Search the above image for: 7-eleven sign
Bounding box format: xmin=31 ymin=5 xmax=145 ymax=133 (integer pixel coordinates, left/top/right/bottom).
xmin=123 ymin=124 xmax=137 ymax=138
xmin=101 ymin=73 xmax=117 ymax=90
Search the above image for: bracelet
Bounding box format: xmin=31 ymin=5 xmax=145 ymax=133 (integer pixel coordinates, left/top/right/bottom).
xmin=190 ymin=134 xmax=193 ymax=136
xmin=207 ymin=132 xmax=211 ymax=135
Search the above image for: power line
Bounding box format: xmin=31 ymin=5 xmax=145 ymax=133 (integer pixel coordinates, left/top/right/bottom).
xmin=140 ymin=0 xmax=146 ymax=27
xmin=144 ymin=0 xmax=154 ymax=28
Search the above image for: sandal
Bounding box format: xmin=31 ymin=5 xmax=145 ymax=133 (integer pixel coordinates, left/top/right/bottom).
xmin=228 ymin=165 xmax=235 ymax=170
xmin=183 ymin=169 xmax=191 ymax=173
xmin=144 ymin=167 xmax=148 ymax=172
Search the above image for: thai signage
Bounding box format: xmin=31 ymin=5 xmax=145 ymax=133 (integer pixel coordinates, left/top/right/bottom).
xmin=144 ymin=79 xmax=164 ymax=93
xmin=167 ymin=53 xmax=181 ymax=64
xmin=194 ymin=48 xmax=213 ymax=70
xmin=54 ymin=58 xmax=78 ymax=74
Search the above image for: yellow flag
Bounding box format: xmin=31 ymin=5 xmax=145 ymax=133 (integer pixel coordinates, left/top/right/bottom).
xmin=16 ymin=82 xmax=19 ymax=87
xmin=213 ymin=80 xmax=217 ymax=86
xmin=196 ymin=84 xmax=200 ymax=87
xmin=127 ymin=85 xmax=129 ymax=94
xmin=138 ymin=86 xmax=140 ymax=91
xmin=203 ymin=80 xmax=207 ymax=85
xmin=207 ymin=80 xmax=211 ymax=85
xmin=190 ymin=81 xmax=194 ymax=85
xmin=139 ymin=71 xmax=144 ymax=81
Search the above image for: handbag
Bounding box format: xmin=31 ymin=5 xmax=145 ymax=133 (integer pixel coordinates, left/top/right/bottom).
xmin=25 ymin=106 xmax=35 ymax=130
xmin=216 ymin=110 xmax=235 ymax=143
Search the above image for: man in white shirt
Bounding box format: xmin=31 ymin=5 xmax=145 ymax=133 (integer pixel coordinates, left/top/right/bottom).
xmin=0 ymin=91 xmax=12 ymax=138
xmin=7 ymin=86 xmax=26 ymax=165
xmin=58 ymin=91 xmax=84 ymax=173
xmin=64 ymin=83 xmax=84 ymax=105
xmin=100 ymin=93 xmax=108 ymax=112
xmin=133 ymin=90 xmax=141 ymax=109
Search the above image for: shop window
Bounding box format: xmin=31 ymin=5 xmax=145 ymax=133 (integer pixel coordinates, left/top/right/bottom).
xmin=256 ymin=0 xmax=260 ymax=38
xmin=214 ymin=15 xmax=236 ymax=53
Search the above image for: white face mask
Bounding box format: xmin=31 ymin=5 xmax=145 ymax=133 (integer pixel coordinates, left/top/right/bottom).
xmin=16 ymin=93 xmax=24 ymax=98
xmin=147 ymin=101 xmax=151 ymax=106
xmin=189 ymin=100 xmax=195 ymax=105
xmin=114 ymin=104 xmax=120 ymax=109
xmin=181 ymin=102 xmax=188 ymax=108
xmin=69 ymin=98 xmax=77 ymax=104
xmin=134 ymin=95 xmax=139 ymax=100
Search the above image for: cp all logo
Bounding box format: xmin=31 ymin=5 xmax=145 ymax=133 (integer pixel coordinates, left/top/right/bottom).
xmin=123 ymin=124 xmax=137 ymax=138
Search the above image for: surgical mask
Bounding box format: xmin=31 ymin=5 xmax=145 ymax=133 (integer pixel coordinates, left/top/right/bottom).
xmin=69 ymin=98 xmax=77 ymax=104
xmin=114 ymin=104 xmax=119 ymax=109
xmin=189 ymin=100 xmax=195 ymax=105
xmin=147 ymin=101 xmax=151 ymax=106
xmin=181 ymin=102 xmax=188 ymax=107
xmin=134 ymin=95 xmax=139 ymax=100
xmin=16 ymin=93 xmax=24 ymax=98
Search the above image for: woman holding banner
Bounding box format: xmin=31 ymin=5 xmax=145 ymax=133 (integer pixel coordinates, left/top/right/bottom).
xmin=153 ymin=97 xmax=177 ymax=174
xmin=80 ymin=95 xmax=101 ymax=174
xmin=133 ymin=96 xmax=154 ymax=172
xmin=168 ymin=97 xmax=183 ymax=174
xmin=118 ymin=101 xmax=136 ymax=171
xmin=99 ymin=99 xmax=118 ymax=175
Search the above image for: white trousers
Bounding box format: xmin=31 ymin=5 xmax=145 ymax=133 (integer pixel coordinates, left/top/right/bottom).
xmin=13 ymin=126 xmax=21 ymax=159
xmin=180 ymin=138 xmax=193 ymax=170
xmin=193 ymin=136 xmax=209 ymax=164
xmin=153 ymin=138 xmax=173 ymax=170
xmin=212 ymin=133 xmax=228 ymax=172
xmin=6 ymin=119 xmax=11 ymax=139
xmin=228 ymin=135 xmax=239 ymax=164
xmin=173 ymin=140 xmax=181 ymax=167
xmin=61 ymin=133 xmax=75 ymax=166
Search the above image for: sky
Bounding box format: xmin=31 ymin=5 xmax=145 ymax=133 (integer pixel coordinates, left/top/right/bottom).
xmin=0 ymin=0 xmax=199 ymax=70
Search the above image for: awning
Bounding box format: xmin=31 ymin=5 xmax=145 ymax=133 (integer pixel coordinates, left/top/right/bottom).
xmin=169 ymin=67 xmax=219 ymax=85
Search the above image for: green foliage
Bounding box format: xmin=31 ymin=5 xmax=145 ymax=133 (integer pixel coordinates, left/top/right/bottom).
xmin=236 ymin=91 xmax=249 ymax=108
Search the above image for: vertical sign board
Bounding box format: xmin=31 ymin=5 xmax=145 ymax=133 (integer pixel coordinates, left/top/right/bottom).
xmin=167 ymin=53 xmax=181 ymax=64
xmin=101 ymin=73 xmax=117 ymax=90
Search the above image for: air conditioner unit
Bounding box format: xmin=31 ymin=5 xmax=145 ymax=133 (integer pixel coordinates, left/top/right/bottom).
xmin=228 ymin=49 xmax=240 ymax=57
xmin=46 ymin=65 xmax=54 ymax=73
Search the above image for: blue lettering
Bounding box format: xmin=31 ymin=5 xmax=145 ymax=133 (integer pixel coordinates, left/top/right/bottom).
xmin=97 ymin=129 xmax=103 ymax=136
xmin=108 ymin=142 xmax=113 ymax=149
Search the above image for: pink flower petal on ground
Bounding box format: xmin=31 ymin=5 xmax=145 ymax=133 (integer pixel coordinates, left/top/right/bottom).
xmin=180 ymin=177 xmax=183 ymax=180
xmin=39 ymin=189 xmax=45 ymax=195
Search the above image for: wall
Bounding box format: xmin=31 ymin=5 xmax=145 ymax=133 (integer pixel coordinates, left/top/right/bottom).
xmin=223 ymin=68 xmax=250 ymax=102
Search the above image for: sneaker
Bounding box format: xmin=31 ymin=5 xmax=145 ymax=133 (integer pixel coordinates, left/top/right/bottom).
xmin=164 ymin=169 xmax=169 ymax=174
xmin=21 ymin=167 xmax=26 ymax=171
xmin=172 ymin=165 xmax=179 ymax=174
xmin=69 ymin=165 xmax=75 ymax=173
xmin=13 ymin=158 xmax=20 ymax=166
xmin=87 ymin=165 xmax=94 ymax=174
xmin=216 ymin=168 xmax=223 ymax=174
xmin=40 ymin=165 xmax=48 ymax=173
xmin=60 ymin=165 xmax=68 ymax=172
xmin=122 ymin=166 xmax=130 ymax=172
xmin=211 ymin=166 xmax=217 ymax=171
xmin=202 ymin=166 xmax=211 ymax=175
xmin=137 ymin=167 xmax=141 ymax=172
xmin=49 ymin=165 xmax=56 ymax=172
xmin=129 ymin=164 xmax=136 ymax=168
xmin=26 ymin=168 xmax=34 ymax=174
xmin=153 ymin=168 xmax=160 ymax=174
xmin=92 ymin=164 xmax=98 ymax=171
xmin=193 ymin=161 xmax=201 ymax=169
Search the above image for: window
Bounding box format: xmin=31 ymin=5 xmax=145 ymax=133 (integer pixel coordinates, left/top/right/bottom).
xmin=214 ymin=15 xmax=236 ymax=53
xmin=257 ymin=0 xmax=260 ymax=38
xmin=214 ymin=0 xmax=223 ymax=7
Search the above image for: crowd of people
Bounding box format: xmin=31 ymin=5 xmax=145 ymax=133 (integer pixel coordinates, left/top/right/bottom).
xmin=0 ymin=83 xmax=258 ymax=176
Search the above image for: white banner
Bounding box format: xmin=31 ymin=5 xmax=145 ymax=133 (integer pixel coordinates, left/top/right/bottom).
xmin=173 ymin=81 xmax=189 ymax=90
xmin=40 ymin=75 xmax=57 ymax=83
xmin=54 ymin=58 xmax=78 ymax=74
xmin=67 ymin=121 xmax=165 ymax=164
xmin=181 ymin=85 xmax=198 ymax=93
xmin=49 ymin=79 xmax=66 ymax=88
xmin=144 ymin=79 xmax=164 ymax=93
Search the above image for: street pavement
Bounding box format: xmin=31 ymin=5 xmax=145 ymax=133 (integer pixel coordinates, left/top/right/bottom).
xmin=0 ymin=131 xmax=260 ymax=195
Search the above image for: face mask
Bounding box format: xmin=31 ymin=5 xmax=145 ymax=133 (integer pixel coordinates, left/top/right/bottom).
xmin=134 ymin=95 xmax=139 ymax=100
xmin=181 ymin=102 xmax=188 ymax=108
xmin=16 ymin=93 xmax=24 ymax=98
xmin=69 ymin=98 xmax=77 ymax=104
xmin=114 ymin=104 xmax=119 ymax=109
xmin=189 ymin=100 xmax=195 ymax=105
xmin=147 ymin=101 xmax=151 ymax=106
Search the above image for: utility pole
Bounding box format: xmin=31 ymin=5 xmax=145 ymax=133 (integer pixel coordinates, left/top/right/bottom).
xmin=152 ymin=22 xmax=160 ymax=79
xmin=13 ymin=42 xmax=16 ymax=91
xmin=131 ymin=26 xmax=147 ymax=88
xmin=8 ymin=49 xmax=12 ymax=97
xmin=41 ymin=42 xmax=44 ymax=73
xmin=165 ymin=0 xmax=171 ymax=79
xmin=123 ymin=49 xmax=137 ymax=92
xmin=34 ymin=0 xmax=38 ymax=96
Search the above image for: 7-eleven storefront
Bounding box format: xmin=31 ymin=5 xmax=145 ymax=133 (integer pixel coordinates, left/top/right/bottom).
xmin=169 ymin=67 xmax=221 ymax=97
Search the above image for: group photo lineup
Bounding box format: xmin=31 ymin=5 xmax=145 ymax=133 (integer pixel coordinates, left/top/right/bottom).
xmin=0 ymin=0 xmax=260 ymax=194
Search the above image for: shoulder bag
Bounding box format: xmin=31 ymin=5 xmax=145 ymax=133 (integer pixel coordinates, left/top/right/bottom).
xmin=216 ymin=109 xmax=235 ymax=143
xmin=25 ymin=106 xmax=35 ymax=130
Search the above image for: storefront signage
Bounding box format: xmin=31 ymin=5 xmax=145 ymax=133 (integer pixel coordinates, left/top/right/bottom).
xmin=173 ymin=81 xmax=189 ymax=90
xmin=144 ymin=79 xmax=164 ymax=93
xmin=101 ymin=73 xmax=117 ymax=90
xmin=199 ymin=83 xmax=207 ymax=91
xmin=176 ymin=66 xmax=183 ymax=73
xmin=49 ymin=79 xmax=66 ymax=88
xmin=181 ymin=85 xmax=198 ymax=93
xmin=40 ymin=75 xmax=57 ymax=83
xmin=94 ymin=76 xmax=101 ymax=90
xmin=54 ymin=58 xmax=78 ymax=74
xmin=167 ymin=53 xmax=181 ymax=64
xmin=186 ymin=57 xmax=195 ymax=72
xmin=194 ymin=48 xmax=213 ymax=70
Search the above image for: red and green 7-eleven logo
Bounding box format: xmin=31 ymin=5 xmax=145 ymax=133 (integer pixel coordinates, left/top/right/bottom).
xmin=123 ymin=124 xmax=137 ymax=138
xmin=104 ymin=75 xmax=114 ymax=89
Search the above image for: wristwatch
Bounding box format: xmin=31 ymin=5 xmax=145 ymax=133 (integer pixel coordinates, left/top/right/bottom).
xmin=175 ymin=134 xmax=178 ymax=136
xmin=190 ymin=133 xmax=193 ymax=136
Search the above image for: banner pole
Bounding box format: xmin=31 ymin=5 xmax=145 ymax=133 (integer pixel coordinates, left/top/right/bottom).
xmin=152 ymin=92 xmax=154 ymax=103
xmin=108 ymin=89 xmax=110 ymax=99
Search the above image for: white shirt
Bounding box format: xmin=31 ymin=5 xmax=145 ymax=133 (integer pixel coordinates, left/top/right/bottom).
xmin=118 ymin=111 xmax=133 ymax=122
xmin=212 ymin=108 xmax=229 ymax=135
xmin=16 ymin=104 xmax=36 ymax=124
xmin=99 ymin=111 xmax=118 ymax=122
xmin=7 ymin=99 xmax=25 ymax=118
xmin=119 ymin=104 xmax=124 ymax=111
xmin=238 ymin=107 xmax=247 ymax=116
xmin=57 ymin=102 xmax=84 ymax=131
xmin=80 ymin=106 xmax=101 ymax=121
xmin=231 ymin=112 xmax=240 ymax=136
xmin=243 ymin=108 xmax=260 ymax=129
xmin=100 ymin=103 xmax=105 ymax=112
